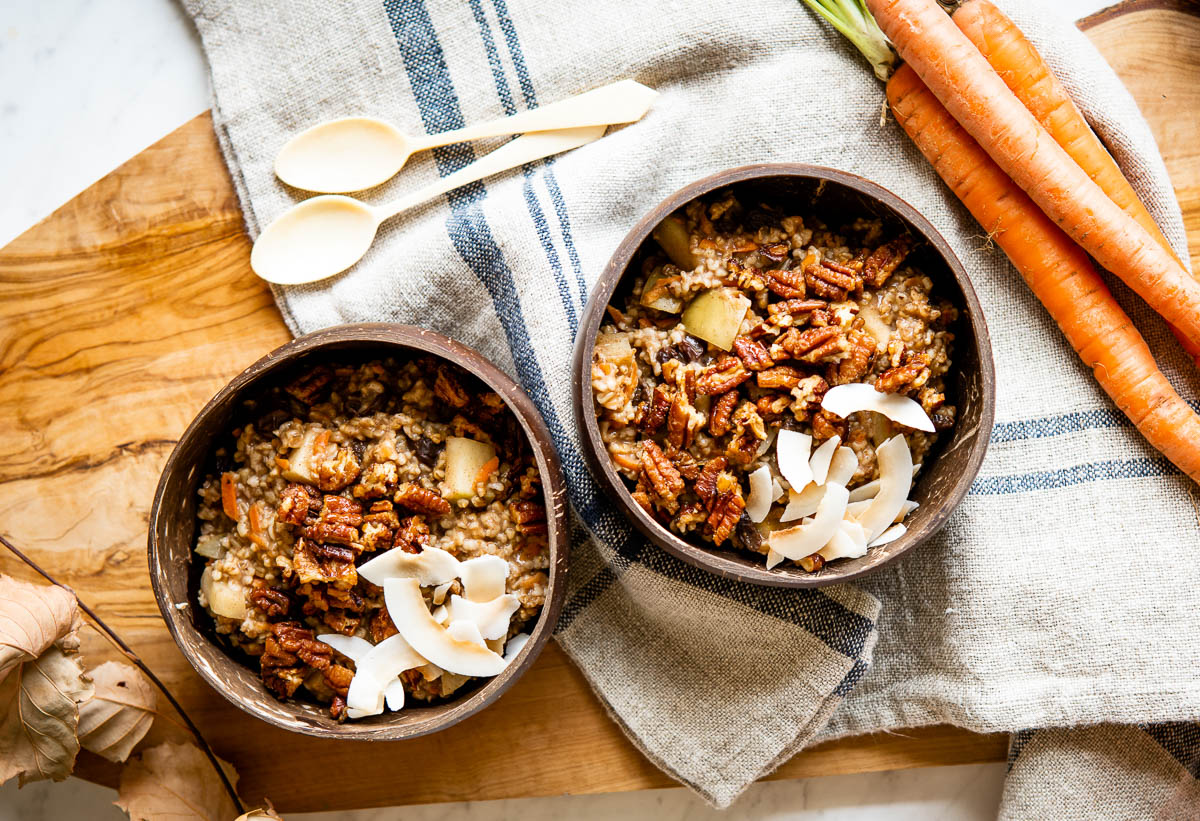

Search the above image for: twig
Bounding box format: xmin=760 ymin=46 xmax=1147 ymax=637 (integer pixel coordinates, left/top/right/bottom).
xmin=80 ymin=622 xmax=191 ymax=735
xmin=0 ymin=533 xmax=244 ymax=814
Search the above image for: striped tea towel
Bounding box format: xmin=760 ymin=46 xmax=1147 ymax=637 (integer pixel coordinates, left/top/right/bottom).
xmin=183 ymin=0 xmax=1200 ymax=811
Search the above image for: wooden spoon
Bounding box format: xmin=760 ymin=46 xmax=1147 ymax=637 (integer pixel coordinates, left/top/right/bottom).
xmin=251 ymin=125 xmax=605 ymax=285
xmin=275 ymin=79 xmax=657 ymax=193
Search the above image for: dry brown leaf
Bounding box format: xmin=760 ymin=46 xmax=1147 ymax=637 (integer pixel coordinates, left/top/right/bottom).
xmin=0 ymin=573 xmax=81 ymax=683
xmin=116 ymin=741 xmax=240 ymax=821
xmin=236 ymin=805 xmax=283 ymax=820
xmin=77 ymin=661 xmax=157 ymax=763
xmin=0 ymin=644 xmax=93 ymax=785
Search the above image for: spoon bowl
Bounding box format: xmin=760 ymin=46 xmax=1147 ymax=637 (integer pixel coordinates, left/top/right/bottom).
xmin=275 ymin=118 xmax=415 ymax=194
xmin=250 ymin=195 xmax=380 ymax=285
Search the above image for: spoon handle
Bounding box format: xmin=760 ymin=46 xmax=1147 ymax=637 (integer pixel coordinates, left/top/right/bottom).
xmin=377 ymin=125 xmax=606 ymax=220
xmin=405 ymin=80 xmax=657 ymax=151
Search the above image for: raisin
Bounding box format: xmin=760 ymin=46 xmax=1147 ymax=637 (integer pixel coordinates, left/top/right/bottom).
xmin=414 ymin=435 xmax=441 ymax=467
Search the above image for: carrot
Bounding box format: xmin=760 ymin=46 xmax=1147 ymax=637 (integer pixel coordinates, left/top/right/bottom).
xmin=476 ymin=456 xmax=500 ymax=483
xmin=887 ymin=62 xmax=1200 ymax=483
xmin=248 ymin=502 xmax=268 ymax=547
xmin=220 ymin=472 xmax=239 ymax=520
xmin=951 ymin=0 xmax=1200 ymax=362
xmin=864 ymin=0 xmax=1200 ymax=351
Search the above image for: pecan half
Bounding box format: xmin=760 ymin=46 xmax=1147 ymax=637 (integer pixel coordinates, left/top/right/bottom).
xmin=395 ymin=482 xmax=451 ymax=516
xmin=316 ymin=447 xmax=362 ymax=492
xmin=833 ymin=330 xmax=875 ymax=385
xmin=353 ymin=460 xmax=399 ymax=500
xmin=780 ymin=326 xmax=838 ymax=359
xmin=277 ymin=483 xmax=319 ymax=526
xmin=369 ymin=606 xmax=399 ymax=643
xmin=805 ymin=261 xmax=856 ymax=300
xmin=394 ymin=515 xmax=431 ymax=554
xmin=363 ymin=499 xmax=400 ymax=529
xmin=510 ymin=499 xmax=548 ymax=535
xmin=706 ymin=489 xmax=745 ymax=546
xmin=433 ymin=367 xmax=470 ymax=408
xmin=765 ymin=267 xmax=806 ymax=299
xmin=292 ymin=538 xmax=358 ymax=589
xmin=641 ymin=441 xmax=685 ymax=511
xmin=863 ymin=235 xmax=914 ymax=288
xmin=732 ymin=336 xmax=773 ymax=371
xmin=693 ymin=456 xmax=728 ymax=507
xmin=767 ymin=298 xmax=826 ymax=327
xmin=798 ymin=553 xmax=825 ymax=573
xmin=285 ymin=366 xmax=332 ymax=405
xmin=666 ymin=392 xmax=698 ymax=449
xmin=249 ymin=588 xmax=291 ymax=619
xmin=666 ymin=445 xmax=702 ymax=480
xmin=759 ymin=241 xmax=790 ymax=261
xmin=639 ymin=385 xmax=671 ymax=432
xmin=304 ymin=496 xmax=363 ymax=545
xmin=811 ymin=409 xmax=846 ymax=441
xmin=323 ymin=663 xmax=354 ymax=697
xmin=757 ymin=365 xmax=804 ymax=390
xmin=708 ymin=390 xmax=739 ymax=437
xmin=697 ymin=356 xmax=751 ymax=395
xmin=756 ymin=394 xmax=791 ymax=419
xmin=359 ymin=521 xmax=394 ymax=553
xmin=875 ymin=361 xmax=927 ymax=394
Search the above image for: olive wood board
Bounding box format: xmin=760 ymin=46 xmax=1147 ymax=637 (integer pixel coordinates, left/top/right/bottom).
xmin=0 ymin=1 xmax=1195 ymax=812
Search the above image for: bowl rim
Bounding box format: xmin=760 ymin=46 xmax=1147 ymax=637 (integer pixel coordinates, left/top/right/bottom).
xmin=148 ymin=322 xmax=570 ymax=739
xmin=571 ymin=163 xmax=995 ymax=588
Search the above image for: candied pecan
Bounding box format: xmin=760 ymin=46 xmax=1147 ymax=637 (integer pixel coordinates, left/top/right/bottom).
xmin=666 ymin=392 xmax=698 ymax=449
xmin=863 ymin=235 xmax=914 ymax=288
xmin=706 ymin=489 xmax=745 ymax=546
xmin=304 ymin=519 xmax=358 ymax=546
xmin=434 ymin=367 xmax=470 ymax=408
xmin=363 ymin=499 xmax=400 ymax=529
xmin=833 ymin=331 xmax=875 ymax=385
xmin=798 ymin=553 xmax=825 ymax=573
xmin=757 ymin=365 xmax=804 ymax=390
xmin=805 ymin=262 xmax=856 ymax=300
xmin=781 ymin=326 xmax=838 ymax=358
xmin=756 ymin=394 xmax=791 ymax=419
xmin=395 ymin=482 xmax=451 ymax=516
xmin=767 ymin=298 xmax=826 ymax=328
xmin=667 ymin=445 xmax=702 ymax=480
xmin=732 ymin=336 xmax=773 ymax=371
xmin=249 ymin=588 xmax=291 ymax=619
xmin=821 ymin=258 xmax=861 ymax=279
xmin=732 ymin=401 xmax=767 ymax=441
xmin=359 ymin=521 xmax=394 ymax=553
xmin=277 ymin=483 xmax=319 ymax=526
xmin=316 ymin=447 xmax=362 ymax=492
xmin=681 ymin=367 xmax=698 ymax=404
xmin=394 ymin=515 xmax=431 ymax=554
xmin=726 ymin=258 xmax=766 ymax=292
xmin=330 ymin=695 xmax=348 ymax=722
xmin=518 ymin=471 xmax=542 ymax=500
xmin=261 ymin=664 xmax=305 ymax=698
xmin=765 ymin=267 xmax=806 ymax=299
xmin=640 ymin=385 xmax=671 ymax=432
xmin=285 ymin=366 xmax=332 ymax=405
xmin=321 ymin=609 xmax=361 ymax=635
xmin=322 ymin=585 xmax=365 ymax=614
xmin=697 ymin=356 xmax=751 ymax=395
xmin=304 ymin=495 xmax=363 ymax=545
xmin=875 ymin=362 xmax=927 ymax=394
xmin=641 ymin=441 xmax=685 ymax=511
xmin=353 ymin=460 xmax=399 ymax=500
xmin=918 ymin=386 xmax=945 ymax=414
xmin=759 ymin=241 xmax=790 ymax=261
xmin=510 ymin=499 xmax=548 ymax=535
xmin=323 ymin=663 xmax=354 ymax=697
xmin=631 ymin=482 xmax=655 ymax=516
xmin=292 ymin=538 xmax=358 ymax=589
xmin=672 ymin=502 xmax=708 ymax=534
xmin=369 ymin=606 xmax=400 ymax=643
xmin=693 ymin=457 xmax=727 ymax=507
xmin=811 ymin=410 xmax=846 ymax=441
xmin=709 ymin=390 xmax=739 ymax=437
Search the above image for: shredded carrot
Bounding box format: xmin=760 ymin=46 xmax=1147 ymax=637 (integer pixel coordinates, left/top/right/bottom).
xmin=865 ymin=0 xmax=1200 ymax=351
xmin=887 ymin=62 xmax=1200 ymax=483
xmin=248 ymin=502 xmax=267 ymax=548
xmin=274 ymin=456 xmax=291 ymax=472
xmin=476 ymin=456 xmax=500 ymax=484
xmin=952 ymin=0 xmax=1200 ymax=364
xmin=220 ymin=472 xmax=239 ymax=520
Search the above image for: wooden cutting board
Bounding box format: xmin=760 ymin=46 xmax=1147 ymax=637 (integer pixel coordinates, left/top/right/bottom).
xmin=1 ymin=1 xmax=1196 ymax=812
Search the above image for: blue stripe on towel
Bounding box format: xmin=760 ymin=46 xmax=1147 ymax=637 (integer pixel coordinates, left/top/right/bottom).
xmin=381 ymin=0 xmax=875 ymax=661
xmin=970 ymin=456 xmax=1176 ymax=495
xmin=464 ymin=0 xmax=578 ymax=331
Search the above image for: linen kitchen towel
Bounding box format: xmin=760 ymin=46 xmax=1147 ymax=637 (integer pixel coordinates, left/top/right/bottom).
xmin=183 ymin=0 xmax=1200 ymax=810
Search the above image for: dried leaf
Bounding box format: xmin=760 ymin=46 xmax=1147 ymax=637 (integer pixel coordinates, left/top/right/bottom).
xmin=0 ymin=573 xmax=81 ymax=683
xmin=236 ymin=805 xmax=283 ymax=820
xmin=116 ymin=742 xmax=240 ymax=821
xmin=77 ymin=661 xmax=157 ymax=762
xmin=0 ymin=644 xmax=93 ymax=785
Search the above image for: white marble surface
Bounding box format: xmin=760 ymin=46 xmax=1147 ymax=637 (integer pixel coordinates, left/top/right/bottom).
xmin=0 ymin=0 xmax=1112 ymax=818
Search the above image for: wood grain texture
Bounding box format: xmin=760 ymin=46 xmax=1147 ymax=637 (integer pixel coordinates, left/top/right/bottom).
xmin=0 ymin=3 xmax=1192 ymax=811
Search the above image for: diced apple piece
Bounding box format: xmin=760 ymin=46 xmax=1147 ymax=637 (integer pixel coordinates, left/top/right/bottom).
xmin=681 ymin=288 xmax=750 ymax=351
xmin=282 ymin=427 xmax=323 ymax=483
xmin=640 ymin=271 xmax=683 ymax=313
xmin=444 ymin=436 xmax=497 ymax=500
xmin=194 ymin=534 xmax=224 ymax=560
xmin=858 ymin=301 xmax=891 ymax=349
xmin=651 ymin=214 xmax=697 ymax=270
xmin=200 ymin=565 xmax=246 ymax=620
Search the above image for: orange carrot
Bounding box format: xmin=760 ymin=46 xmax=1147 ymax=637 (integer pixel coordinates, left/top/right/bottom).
xmin=952 ymin=0 xmax=1200 ymax=362
xmin=476 ymin=456 xmax=500 ymax=483
xmin=248 ymin=502 xmax=267 ymax=547
xmin=220 ymin=472 xmax=239 ymax=520
xmin=865 ymin=0 xmax=1200 ymax=351
xmin=887 ymin=62 xmax=1200 ymax=483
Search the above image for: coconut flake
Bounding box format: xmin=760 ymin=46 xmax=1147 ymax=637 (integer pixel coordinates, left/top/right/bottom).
xmin=458 ymin=554 xmax=510 ymax=603
xmin=432 ymin=605 xmax=449 ymax=624
xmin=768 ymin=484 xmax=850 ymax=560
xmin=432 ymin=581 xmax=453 ymax=606
xmin=819 ymin=519 xmax=869 ymax=561
xmin=383 ymin=679 xmax=406 ymax=711
xmin=809 ymin=435 xmax=841 ymax=485
xmin=822 ymin=383 xmax=935 ymax=432
xmin=765 ymin=549 xmax=785 ymax=569
xmin=442 ymin=594 xmax=520 ymax=641
xmin=847 ymin=463 xmax=920 ymax=502
xmin=857 ymin=435 xmax=914 ymax=542
xmin=826 ymin=447 xmax=859 ymax=487
xmin=756 ymin=427 xmax=779 ymax=458
xmin=384 ymin=578 xmax=507 ymax=677
xmin=316 ymin=634 xmax=374 ymax=663
xmin=358 ymin=545 xmax=461 ymax=587
xmin=896 ymin=499 xmax=919 ymax=521
xmin=781 ymin=482 xmax=825 ymax=522
xmin=503 ymin=633 xmax=531 ymax=663
xmin=869 ymin=523 xmax=907 ymax=547
xmin=745 ymin=465 xmax=774 ymax=523
xmin=446 ymin=620 xmax=486 ymax=646
xmin=776 ymin=429 xmax=813 ymax=491
xmin=345 ymin=633 xmax=428 ymax=717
